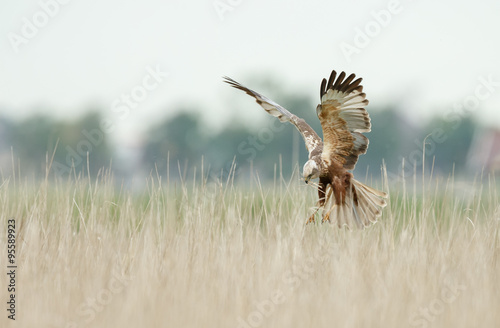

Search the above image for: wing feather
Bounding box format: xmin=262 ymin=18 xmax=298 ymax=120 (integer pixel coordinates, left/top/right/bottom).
xmin=223 ymin=76 xmax=323 ymax=158
xmin=317 ymin=70 xmax=371 ymax=170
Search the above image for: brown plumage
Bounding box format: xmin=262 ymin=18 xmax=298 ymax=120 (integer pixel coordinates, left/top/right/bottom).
xmin=223 ymin=70 xmax=387 ymax=228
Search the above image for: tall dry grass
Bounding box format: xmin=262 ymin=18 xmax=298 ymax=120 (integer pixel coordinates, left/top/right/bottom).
xmin=0 ymin=164 xmax=499 ymax=328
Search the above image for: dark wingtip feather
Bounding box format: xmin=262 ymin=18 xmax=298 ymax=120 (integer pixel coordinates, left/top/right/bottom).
xmin=345 ymin=77 xmax=363 ymax=93
xmin=332 ymin=71 xmax=346 ymax=90
xmin=320 ymin=78 xmax=327 ymax=98
xmin=222 ymin=76 xmax=240 ymax=88
xmin=322 ymin=71 xmax=365 ymax=95
xmin=327 ymin=70 xmax=337 ymax=91
xmin=222 ymin=76 xmax=259 ymax=99
xmin=353 ymin=85 xmax=363 ymax=93
xmin=339 ymin=73 xmax=356 ymax=92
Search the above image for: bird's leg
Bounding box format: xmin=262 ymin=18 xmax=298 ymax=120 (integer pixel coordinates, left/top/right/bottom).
xmin=306 ymin=181 xmax=327 ymax=225
xmin=306 ymin=208 xmax=319 ymax=224
xmin=321 ymin=187 xmax=334 ymax=224
xmin=322 ymin=205 xmax=335 ymax=223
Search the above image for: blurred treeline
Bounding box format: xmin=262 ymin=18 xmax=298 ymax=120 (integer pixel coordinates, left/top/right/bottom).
xmin=0 ymin=88 xmax=483 ymax=185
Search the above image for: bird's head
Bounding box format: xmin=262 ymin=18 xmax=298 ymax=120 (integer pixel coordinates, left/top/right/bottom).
xmin=303 ymin=160 xmax=320 ymax=184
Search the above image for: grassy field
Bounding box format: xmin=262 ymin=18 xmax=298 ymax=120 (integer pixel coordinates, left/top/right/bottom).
xmin=1 ymin=166 xmax=499 ymax=328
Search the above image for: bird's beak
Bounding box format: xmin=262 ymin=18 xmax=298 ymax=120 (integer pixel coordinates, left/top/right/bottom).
xmin=305 ymin=177 xmax=310 ymax=184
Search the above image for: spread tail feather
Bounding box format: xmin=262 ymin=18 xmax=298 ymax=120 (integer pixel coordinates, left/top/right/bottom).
xmin=323 ymin=179 xmax=387 ymax=228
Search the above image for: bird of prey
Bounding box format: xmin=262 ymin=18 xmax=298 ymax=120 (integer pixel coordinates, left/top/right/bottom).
xmin=223 ymin=70 xmax=387 ymax=228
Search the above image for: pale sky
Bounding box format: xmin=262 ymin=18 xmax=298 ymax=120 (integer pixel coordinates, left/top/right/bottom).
xmin=1 ymin=0 xmax=500 ymax=143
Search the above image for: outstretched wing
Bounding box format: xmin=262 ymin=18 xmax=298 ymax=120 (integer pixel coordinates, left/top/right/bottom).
xmin=223 ymin=77 xmax=323 ymax=159
xmin=317 ymin=70 xmax=370 ymax=170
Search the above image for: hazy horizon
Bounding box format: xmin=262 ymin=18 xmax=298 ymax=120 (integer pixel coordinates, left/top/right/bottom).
xmin=1 ymin=0 xmax=500 ymax=145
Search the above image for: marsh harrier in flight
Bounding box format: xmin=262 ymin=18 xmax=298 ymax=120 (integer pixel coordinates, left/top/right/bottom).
xmin=224 ymin=70 xmax=387 ymax=228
